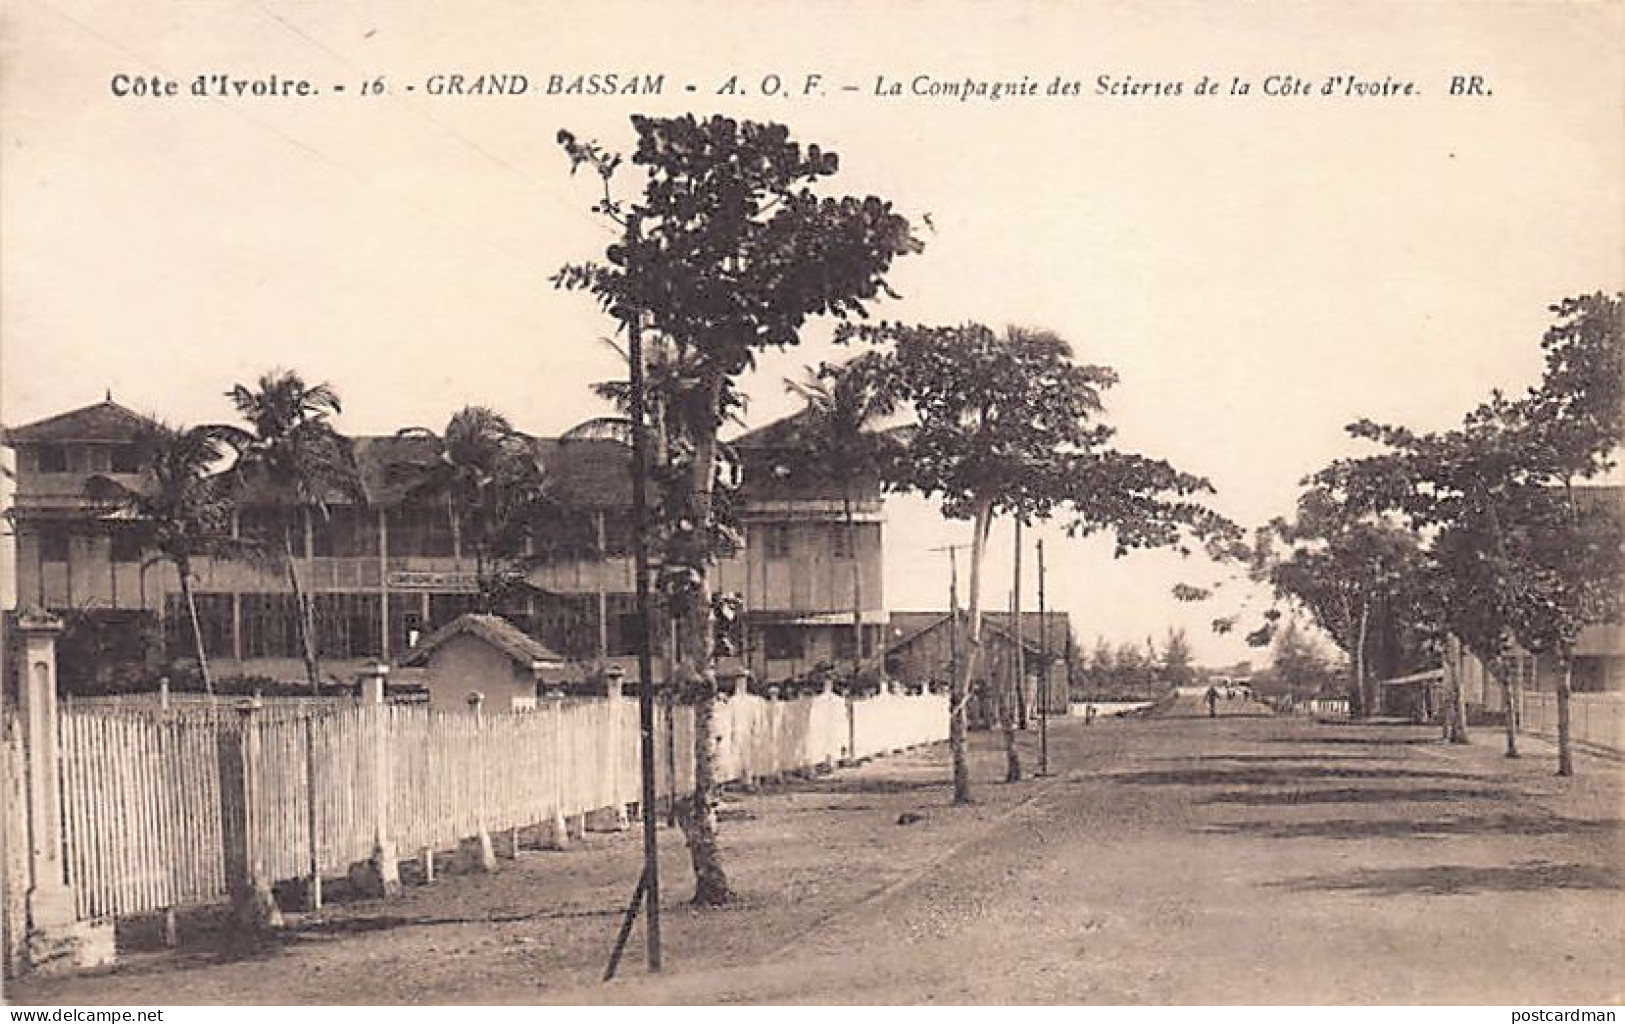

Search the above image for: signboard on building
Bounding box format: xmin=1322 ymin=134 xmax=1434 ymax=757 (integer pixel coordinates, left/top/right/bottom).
xmin=386 ymin=570 xmax=479 ymax=592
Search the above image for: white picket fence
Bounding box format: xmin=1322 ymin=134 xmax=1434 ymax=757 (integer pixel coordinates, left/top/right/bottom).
xmin=51 ymin=690 xmax=949 ymax=924
xmin=1520 ymin=692 xmax=1624 ymax=754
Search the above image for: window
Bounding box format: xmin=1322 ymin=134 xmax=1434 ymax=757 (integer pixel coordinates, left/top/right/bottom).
xmin=605 ymin=594 xmax=646 ymax=657
xmin=600 ymin=510 xmax=634 ymax=558
xmin=164 ymin=593 xmax=234 ymax=658
xmin=530 ymin=504 xmax=598 ymax=561
xmin=110 ymin=532 xmax=143 ymax=564
xmin=313 ymin=593 xmax=382 ymax=659
xmin=763 ymin=625 xmax=804 ymax=661
xmin=832 ymin=627 xmax=875 ymax=660
xmin=428 ymin=592 xmax=479 ymax=629
xmin=312 ymin=506 xmax=378 ymax=558
xmin=240 ymin=506 xmax=303 ymax=555
xmin=36 ymin=444 xmax=67 ymax=473
xmin=537 ymin=591 xmax=600 ymax=658
xmin=832 ymin=526 xmax=854 ymax=560
xmin=391 ymin=602 xmax=425 ymax=655
xmin=387 ymin=504 xmax=454 ymax=558
xmin=40 ymin=530 xmax=69 ymax=564
xmin=240 ymin=593 xmax=301 ymax=658
xmin=110 ymin=444 xmax=141 ymax=474
xmin=763 ymin=525 xmax=792 ymax=560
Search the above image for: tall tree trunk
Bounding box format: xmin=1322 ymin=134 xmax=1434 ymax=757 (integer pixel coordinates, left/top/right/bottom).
xmin=951 ymin=497 xmax=994 ymax=805
xmin=1442 ymin=636 xmax=1470 ymax=744
xmin=1555 ymin=652 xmax=1573 ymax=777
xmin=283 ymin=533 xmax=321 ymax=693
xmin=842 ymin=487 xmax=863 ymax=688
xmin=1341 ymin=595 xmax=1364 ymax=718
xmin=673 ymin=372 xmax=734 ymax=906
xmin=1449 ymin=660 xmax=1470 ymax=744
xmin=175 ymin=555 xmax=213 ymax=696
xmin=1354 ymin=601 xmax=1371 ymax=718
xmin=1013 ymin=520 xmax=1028 ymax=732
xmin=1501 ymin=662 xmax=1519 ymax=758
xmin=1003 ymin=527 xmax=1022 ymax=782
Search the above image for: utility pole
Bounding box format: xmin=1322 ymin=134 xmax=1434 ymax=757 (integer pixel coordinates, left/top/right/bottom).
xmin=625 ymin=309 xmax=662 ymax=974
xmin=930 ymin=545 xmax=969 ymax=691
xmin=606 ymin=295 xmax=661 ymax=982
xmin=1038 ymin=537 xmax=1048 ymax=776
xmin=1013 ymin=518 xmax=1026 ymax=730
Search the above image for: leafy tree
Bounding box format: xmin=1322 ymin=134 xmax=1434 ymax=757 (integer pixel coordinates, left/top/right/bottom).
xmin=1264 ymin=486 xmax=1437 ymax=718
xmin=1266 ymin=616 xmax=1341 ymax=702
xmin=1323 ymin=293 xmax=1621 ymax=766
xmin=847 ymin=321 xmax=1234 ymax=800
xmin=390 ymin=406 xmax=551 ymax=612
xmin=215 ymin=370 xmax=361 ymax=692
xmin=1160 ymin=627 xmax=1196 ymax=689
xmin=1086 ymin=636 xmax=1116 ymax=694
xmin=83 ymin=422 xmax=240 ymax=694
xmin=555 ymin=115 xmax=918 ymax=904
xmin=784 ymin=354 xmax=900 ymax=686
xmin=1112 ymin=640 xmax=1158 ymax=695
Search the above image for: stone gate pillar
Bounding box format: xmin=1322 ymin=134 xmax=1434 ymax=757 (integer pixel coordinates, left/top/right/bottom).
xmin=348 ymin=660 xmax=401 ymax=897
xmin=18 ymin=611 xmax=114 ymax=972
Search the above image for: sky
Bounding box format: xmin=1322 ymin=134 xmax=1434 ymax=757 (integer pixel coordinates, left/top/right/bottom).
xmin=2 ymin=0 xmax=1621 ymax=667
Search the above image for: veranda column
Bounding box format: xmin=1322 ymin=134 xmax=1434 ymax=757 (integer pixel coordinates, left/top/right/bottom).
xmin=17 ymin=611 xmax=115 ymax=972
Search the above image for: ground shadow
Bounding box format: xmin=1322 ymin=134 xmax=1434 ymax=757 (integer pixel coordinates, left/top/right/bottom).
xmin=791 ymin=777 xmax=948 ymax=796
xmin=291 ymin=904 xmax=623 ymax=938
xmin=1272 ymin=860 xmax=1623 ymax=896
xmin=96 ymin=900 xmax=634 ymax=979
xmin=1261 ymin=734 xmax=1439 ymax=748
xmin=1202 ymin=814 xmax=1623 ymax=841
xmin=1139 ymin=753 xmax=1391 ymax=764
xmin=1105 ymin=766 xmax=1481 ymax=787
xmin=1202 ymin=785 xmax=1510 ymax=806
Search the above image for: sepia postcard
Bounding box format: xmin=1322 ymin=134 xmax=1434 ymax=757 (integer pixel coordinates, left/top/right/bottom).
xmin=0 ymin=0 xmax=1621 ymax=1013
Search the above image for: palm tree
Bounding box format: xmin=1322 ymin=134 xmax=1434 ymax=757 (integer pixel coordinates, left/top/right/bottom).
xmin=215 ymin=370 xmax=360 ymax=691
xmin=84 ymin=422 xmax=238 ymax=694
xmin=390 ymin=406 xmax=550 ymax=612
xmin=784 ymin=354 xmax=900 ymax=688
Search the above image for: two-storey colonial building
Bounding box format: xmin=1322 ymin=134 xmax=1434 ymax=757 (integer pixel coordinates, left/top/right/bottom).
xmin=2 ymin=398 xmax=887 ymax=690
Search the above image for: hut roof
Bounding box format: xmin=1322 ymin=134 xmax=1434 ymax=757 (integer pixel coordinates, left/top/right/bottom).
xmin=400 ymin=613 xmax=567 ymax=669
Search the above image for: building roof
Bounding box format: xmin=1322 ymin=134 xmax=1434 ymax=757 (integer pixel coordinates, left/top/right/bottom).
xmin=400 ymin=613 xmax=567 ymax=669
xmin=732 ymin=409 xmax=817 ymax=449
xmin=884 ymin=610 xmax=1064 ymax=659
xmin=7 ymin=399 xmax=871 ymax=509
xmin=3 ymin=400 xmax=154 ymax=443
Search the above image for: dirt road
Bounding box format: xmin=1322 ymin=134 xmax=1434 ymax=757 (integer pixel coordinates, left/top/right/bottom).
xmin=10 ymin=697 xmax=1622 ymax=1005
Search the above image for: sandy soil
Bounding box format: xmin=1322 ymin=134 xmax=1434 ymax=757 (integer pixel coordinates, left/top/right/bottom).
xmin=8 ymin=695 xmax=1622 ymax=1005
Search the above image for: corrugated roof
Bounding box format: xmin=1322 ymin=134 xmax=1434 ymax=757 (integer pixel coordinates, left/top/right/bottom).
xmin=399 ymin=613 xmax=566 ymax=668
xmin=884 ymin=610 xmax=1060 ymax=658
xmin=4 ymin=400 xmax=155 ymax=443
xmin=345 ymin=435 xmax=632 ymax=508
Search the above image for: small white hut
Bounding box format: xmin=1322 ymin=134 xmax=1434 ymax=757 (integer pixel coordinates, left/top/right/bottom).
xmin=400 ymin=613 xmax=569 ymax=711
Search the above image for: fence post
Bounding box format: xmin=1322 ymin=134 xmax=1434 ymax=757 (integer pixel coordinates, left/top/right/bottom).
xmin=587 ymin=667 xmax=630 ymax=832
xmin=156 ymin=676 xmax=180 ymax=945
xmin=541 ymin=684 xmax=569 ymax=850
xmin=347 ymin=660 xmax=400 ymax=898
xmin=219 ymin=697 xmax=283 ymax=934
xmin=819 ymin=672 xmax=837 ymax=772
xmin=16 ymin=611 xmax=115 ymax=973
xmin=455 ymin=692 xmax=497 ymax=873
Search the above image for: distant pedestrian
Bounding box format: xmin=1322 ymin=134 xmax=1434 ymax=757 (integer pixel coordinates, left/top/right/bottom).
xmin=1205 ymin=686 xmax=1218 ymax=719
